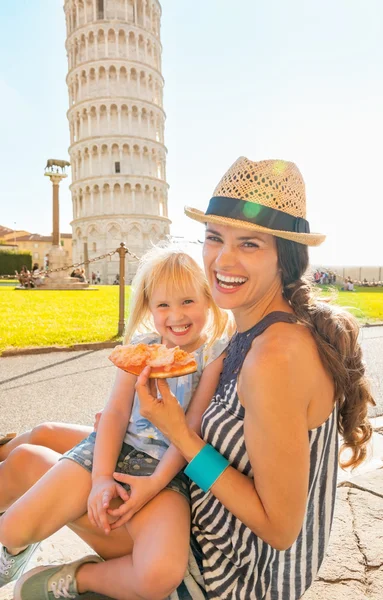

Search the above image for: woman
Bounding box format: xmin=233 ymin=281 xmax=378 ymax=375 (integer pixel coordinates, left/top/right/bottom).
xmin=4 ymin=158 xmax=374 ymax=600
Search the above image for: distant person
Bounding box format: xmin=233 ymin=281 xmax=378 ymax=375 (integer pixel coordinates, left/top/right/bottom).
xmin=91 ymin=271 xmax=96 ymax=284
xmin=96 ymin=270 xmax=101 ymax=284
xmin=31 ymin=266 xmax=43 ymax=287
xmin=15 ymin=265 xmax=31 ymax=288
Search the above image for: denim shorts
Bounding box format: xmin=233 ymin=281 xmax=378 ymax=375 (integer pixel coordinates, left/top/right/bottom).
xmin=61 ymin=431 xmax=190 ymax=502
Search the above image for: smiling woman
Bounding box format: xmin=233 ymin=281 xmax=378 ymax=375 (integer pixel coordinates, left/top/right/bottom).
xmin=203 ymin=226 xmax=283 ymax=329
xmin=131 ymin=156 xmax=375 ymax=600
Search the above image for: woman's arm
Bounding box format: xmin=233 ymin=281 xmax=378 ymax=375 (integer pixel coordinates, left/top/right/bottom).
xmin=151 ymin=352 xmax=225 ymax=487
xmin=136 ymin=333 xmax=314 ymax=550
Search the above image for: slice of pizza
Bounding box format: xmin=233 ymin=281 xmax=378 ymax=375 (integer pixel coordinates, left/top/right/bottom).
xmin=108 ymin=343 xmax=197 ymax=378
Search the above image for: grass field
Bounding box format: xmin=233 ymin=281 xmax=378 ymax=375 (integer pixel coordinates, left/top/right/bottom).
xmin=319 ymin=285 xmax=383 ymax=323
xmin=0 ymin=286 xmax=131 ymax=354
xmin=0 ymin=284 xmax=382 ymax=354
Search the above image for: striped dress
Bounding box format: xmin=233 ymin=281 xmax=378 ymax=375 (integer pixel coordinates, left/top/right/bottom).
xmin=178 ymin=311 xmax=339 ymax=600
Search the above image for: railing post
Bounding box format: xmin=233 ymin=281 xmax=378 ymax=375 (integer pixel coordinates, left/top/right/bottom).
xmin=117 ymin=243 xmax=126 ymax=337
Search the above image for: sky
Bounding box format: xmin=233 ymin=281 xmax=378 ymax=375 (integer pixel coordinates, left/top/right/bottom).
xmin=0 ymin=0 xmax=382 ymax=266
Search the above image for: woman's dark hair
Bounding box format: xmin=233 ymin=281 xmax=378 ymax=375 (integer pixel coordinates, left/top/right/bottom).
xmin=276 ymin=237 xmax=375 ymax=469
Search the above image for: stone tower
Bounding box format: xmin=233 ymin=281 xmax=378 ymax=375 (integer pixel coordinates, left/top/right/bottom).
xmin=63 ymin=0 xmax=170 ymax=283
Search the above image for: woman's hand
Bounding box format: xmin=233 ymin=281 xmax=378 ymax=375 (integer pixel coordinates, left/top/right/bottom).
xmin=135 ymin=366 xmax=189 ymax=443
xmin=87 ymin=476 xmax=130 ymax=535
xmin=108 ymin=473 xmax=162 ymax=528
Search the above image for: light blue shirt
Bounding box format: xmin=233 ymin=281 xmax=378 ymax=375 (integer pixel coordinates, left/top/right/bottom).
xmin=123 ymin=332 xmax=228 ymax=459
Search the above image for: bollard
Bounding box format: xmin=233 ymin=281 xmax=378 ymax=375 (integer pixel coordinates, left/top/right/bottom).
xmin=116 ymin=242 xmax=126 ymax=337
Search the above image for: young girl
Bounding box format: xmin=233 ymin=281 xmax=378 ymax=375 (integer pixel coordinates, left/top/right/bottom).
xmin=0 ymin=244 xmax=229 ymax=600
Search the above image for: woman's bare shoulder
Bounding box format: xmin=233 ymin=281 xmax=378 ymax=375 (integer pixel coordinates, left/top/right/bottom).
xmin=240 ymin=320 xmax=321 ymax=398
xmin=249 ymin=319 xmax=316 ymax=362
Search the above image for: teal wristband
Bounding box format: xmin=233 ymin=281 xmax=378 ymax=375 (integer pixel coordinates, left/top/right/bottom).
xmin=184 ymin=444 xmax=229 ymax=492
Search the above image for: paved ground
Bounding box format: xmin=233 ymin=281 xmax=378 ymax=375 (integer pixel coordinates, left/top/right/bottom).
xmin=0 ymin=331 xmax=382 ymax=599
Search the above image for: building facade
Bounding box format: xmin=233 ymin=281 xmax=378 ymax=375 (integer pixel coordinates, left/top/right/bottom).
xmin=63 ymin=0 xmax=170 ymax=283
xmin=2 ymin=229 xmax=73 ymax=268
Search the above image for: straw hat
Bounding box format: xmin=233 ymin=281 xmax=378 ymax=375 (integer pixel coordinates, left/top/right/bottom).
xmin=185 ymin=157 xmax=325 ymax=246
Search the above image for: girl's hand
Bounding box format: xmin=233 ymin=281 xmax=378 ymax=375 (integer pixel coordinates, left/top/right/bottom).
xmin=87 ymin=476 xmax=130 ymax=535
xmin=135 ymin=366 xmax=189 ymax=443
xmin=93 ymin=410 xmax=103 ymax=431
xmin=108 ymin=473 xmax=162 ymax=528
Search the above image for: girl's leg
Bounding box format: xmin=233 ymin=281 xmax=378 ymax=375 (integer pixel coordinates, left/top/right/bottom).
xmin=0 ymin=455 xmax=93 ymax=551
xmin=0 ymin=423 xmax=92 ymax=462
xmin=0 ymin=444 xmax=60 ymax=512
xmin=76 ymin=489 xmax=190 ymax=600
xmin=0 ymin=443 xmax=135 ymax=559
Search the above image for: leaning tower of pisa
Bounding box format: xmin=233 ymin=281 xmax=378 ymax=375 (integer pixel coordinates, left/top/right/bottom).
xmin=63 ymin=0 xmax=170 ymax=283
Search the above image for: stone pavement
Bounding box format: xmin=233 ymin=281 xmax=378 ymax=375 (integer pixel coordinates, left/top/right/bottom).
xmin=303 ymin=419 xmax=383 ymax=600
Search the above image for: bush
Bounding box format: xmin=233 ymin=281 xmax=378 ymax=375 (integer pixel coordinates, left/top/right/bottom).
xmin=0 ymin=250 xmax=32 ymax=276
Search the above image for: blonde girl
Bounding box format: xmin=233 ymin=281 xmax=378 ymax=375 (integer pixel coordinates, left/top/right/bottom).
xmin=0 ymin=244 xmax=229 ymax=600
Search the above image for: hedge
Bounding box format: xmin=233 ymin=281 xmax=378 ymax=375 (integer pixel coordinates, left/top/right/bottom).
xmin=0 ymin=250 xmax=32 ymax=275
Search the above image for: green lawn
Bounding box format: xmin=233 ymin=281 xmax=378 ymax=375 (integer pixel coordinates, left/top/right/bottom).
xmin=319 ymin=285 xmax=383 ymax=323
xmin=0 ymin=286 xmax=131 ymax=354
xmin=0 ymin=285 xmax=382 ymax=354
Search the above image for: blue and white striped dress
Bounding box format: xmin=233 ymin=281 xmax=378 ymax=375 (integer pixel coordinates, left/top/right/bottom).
xmin=176 ymin=311 xmax=339 ymax=600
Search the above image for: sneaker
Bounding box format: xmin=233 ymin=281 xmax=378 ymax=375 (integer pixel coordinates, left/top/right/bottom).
xmin=14 ymin=554 xmax=103 ymax=599
xmin=0 ymin=543 xmax=40 ymax=587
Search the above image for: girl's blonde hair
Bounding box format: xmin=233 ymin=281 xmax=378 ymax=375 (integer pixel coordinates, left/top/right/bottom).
xmin=124 ymin=243 xmax=229 ymax=347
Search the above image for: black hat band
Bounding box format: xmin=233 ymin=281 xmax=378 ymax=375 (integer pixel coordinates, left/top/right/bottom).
xmin=205 ymin=196 xmax=310 ymax=234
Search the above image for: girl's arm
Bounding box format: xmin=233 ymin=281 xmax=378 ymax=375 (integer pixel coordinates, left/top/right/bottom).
xmin=92 ymin=368 xmax=136 ymax=479
xmin=88 ymin=368 xmax=136 ymax=532
xmin=110 ymin=353 xmax=225 ymax=526
xmin=136 ymin=331 xmax=315 ymax=551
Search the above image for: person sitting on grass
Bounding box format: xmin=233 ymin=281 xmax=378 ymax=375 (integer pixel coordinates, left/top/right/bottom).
xmin=15 ymin=266 xmax=31 ymax=288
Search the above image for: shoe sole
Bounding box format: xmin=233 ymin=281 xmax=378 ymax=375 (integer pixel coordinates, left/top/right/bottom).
xmin=14 ymin=565 xmax=53 ymax=600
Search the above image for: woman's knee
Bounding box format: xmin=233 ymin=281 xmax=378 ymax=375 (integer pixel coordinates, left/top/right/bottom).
xmin=29 ymin=422 xmax=56 ymax=446
xmin=136 ymin=563 xmax=186 ymax=600
xmin=5 ymin=443 xmax=37 ymax=472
